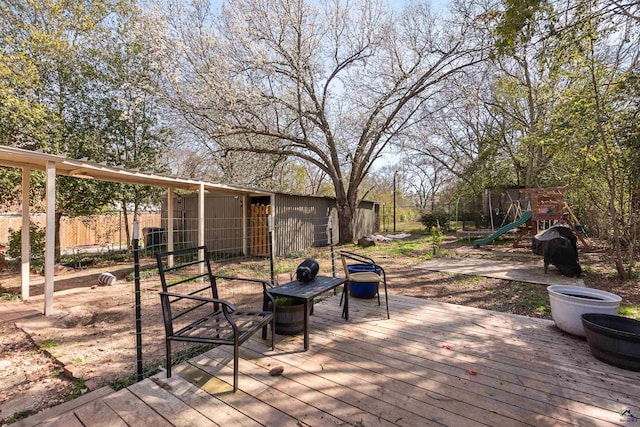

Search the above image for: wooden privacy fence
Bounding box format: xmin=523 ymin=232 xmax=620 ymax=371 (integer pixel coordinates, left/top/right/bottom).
xmin=250 ymin=204 xmax=270 ymax=256
xmin=0 ymin=212 xmax=161 ymax=251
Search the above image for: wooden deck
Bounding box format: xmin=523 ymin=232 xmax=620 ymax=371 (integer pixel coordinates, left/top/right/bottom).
xmin=17 ymin=294 xmax=640 ymax=426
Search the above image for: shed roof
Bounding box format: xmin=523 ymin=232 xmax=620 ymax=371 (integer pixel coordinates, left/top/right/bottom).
xmin=0 ymin=145 xmax=271 ymax=196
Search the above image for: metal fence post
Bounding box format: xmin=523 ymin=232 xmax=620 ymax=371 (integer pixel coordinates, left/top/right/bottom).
xmin=268 ymin=215 xmax=275 ymax=285
xmin=133 ymin=221 xmax=143 ymax=381
xmin=328 ymin=216 xmax=335 ymax=278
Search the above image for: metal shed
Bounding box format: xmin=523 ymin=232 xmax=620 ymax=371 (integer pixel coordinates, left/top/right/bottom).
xmin=163 ymin=190 xmax=379 ymax=257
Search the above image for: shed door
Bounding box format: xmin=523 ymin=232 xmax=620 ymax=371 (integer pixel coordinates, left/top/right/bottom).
xmin=250 ymin=203 xmax=271 ymax=256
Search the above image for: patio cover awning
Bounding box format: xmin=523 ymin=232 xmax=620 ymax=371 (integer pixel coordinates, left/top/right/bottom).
xmin=0 ymin=146 xmax=273 ymax=195
xmin=0 ymin=145 xmax=273 ymax=314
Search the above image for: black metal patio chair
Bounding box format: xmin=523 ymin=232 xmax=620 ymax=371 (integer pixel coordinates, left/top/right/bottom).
xmin=339 ymin=250 xmax=390 ymax=319
xmin=156 ymin=246 xmax=275 ymax=392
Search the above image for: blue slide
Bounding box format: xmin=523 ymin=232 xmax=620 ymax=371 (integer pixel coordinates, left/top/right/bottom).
xmin=473 ymin=210 xmax=532 ymax=248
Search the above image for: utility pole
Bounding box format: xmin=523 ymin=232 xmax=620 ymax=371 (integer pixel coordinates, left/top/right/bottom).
xmin=393 ymin=170 xmax=398 ymax=233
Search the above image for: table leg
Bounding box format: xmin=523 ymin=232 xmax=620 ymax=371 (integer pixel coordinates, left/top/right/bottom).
xmin=303 ymin=299 xmax=309 ymax=351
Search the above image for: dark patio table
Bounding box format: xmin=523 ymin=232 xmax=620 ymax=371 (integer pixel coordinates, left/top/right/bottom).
xmin=268 ymin=275 xmax=347 ymax=350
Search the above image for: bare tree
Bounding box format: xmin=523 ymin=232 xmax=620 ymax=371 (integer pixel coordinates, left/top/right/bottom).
xmin=403 ymin=156 xmax=453 ymax=211
xmin=404 ymin=69 xmax=507 ymax=195
xmin=141 ymin=0 xmax=485 ymax=243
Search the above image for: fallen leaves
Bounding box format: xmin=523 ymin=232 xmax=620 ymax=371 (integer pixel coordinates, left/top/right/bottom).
xmin=440 ymin=344 xmax=477 ymax=375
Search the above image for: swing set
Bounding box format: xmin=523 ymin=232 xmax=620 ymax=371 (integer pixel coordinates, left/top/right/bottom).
xmin=511 ymin=187 xmax=589 ymax=249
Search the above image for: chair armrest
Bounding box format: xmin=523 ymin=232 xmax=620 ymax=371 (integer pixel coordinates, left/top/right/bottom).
xmin=213 ymin=275 xmax=274 ymax=303
xmin=160 ymin=291 xmax=245 ymax=333
xmin=213 ymin=275 xmax=271 ymax=288
xmin=209 ymin=276 xmax=277 ymax=318
xmin=159 ymin=291 xmax=237 ymax=313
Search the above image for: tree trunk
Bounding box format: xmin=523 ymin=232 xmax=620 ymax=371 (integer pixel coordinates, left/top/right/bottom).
xmin=54 ymin=212 xmax=63 ymax=263
xmin=336 ymin=197 xmax=356 ymax=245
xmin=122 ymin=206 xmax=131 ymax=252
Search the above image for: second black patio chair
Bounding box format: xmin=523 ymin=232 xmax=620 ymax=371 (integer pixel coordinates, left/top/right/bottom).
xmin=339 ymin=250 xmax=390 ymax=319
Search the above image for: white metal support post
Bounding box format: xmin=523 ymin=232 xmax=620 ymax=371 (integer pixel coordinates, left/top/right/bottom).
xmin=198 ymin=183 xmax=205 ymax=273
xmin=270 ymin=194 xmax=275 ymax=257
xmin=167 ymin=188 xmax=174 ymax=267
xmin=21 ymin=168 xmax=30 ymax=300
xmin=44 ymin=161 xmax=56 ymax=315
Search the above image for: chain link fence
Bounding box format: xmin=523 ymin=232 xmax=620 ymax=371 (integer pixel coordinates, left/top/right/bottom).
xmin=0 ymin=208 xmax=384 ymax=385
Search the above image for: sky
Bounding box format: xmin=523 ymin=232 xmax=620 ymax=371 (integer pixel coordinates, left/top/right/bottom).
xmin=388 ymin=0 xmax=450 ymax=12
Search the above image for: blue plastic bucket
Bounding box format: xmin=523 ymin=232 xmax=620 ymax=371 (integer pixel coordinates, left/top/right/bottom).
xmin=347 ymin=264 xmax=381 ymax=299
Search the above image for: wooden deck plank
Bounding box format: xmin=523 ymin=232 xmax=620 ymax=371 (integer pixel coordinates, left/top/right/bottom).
xmin=387 ymin=296 xmax=638 ymax=375
xmin=243 ymin=335 xmax=564 ymax=427
xmin=313 ymin=297 xmax=623 ymax=426
xmin=338 ymin=297 xmax=640 ymax=400
xmin=212 ymin=342 xmax=455 ymax=426
xmin=320 ymin=298 xmax=630 ymax=412
xmin=190 ymin=347 xmax=402 ymax=427
xmin=72 ymin=399 xmax=127 ymax=427
xmin=234 ymin=338 xmax=504 ymax=426
xmin=321 ymin=296 xmax=640 ymax=398
xmin=128 ymin=379 xmax=218 ymax=427
xmin=238 ymin=340 xmax=409 ymax=425
xmin=173 ymin=363 xmax=306 ymax=427
xmin=389 ymin=294 xmax=631 ymax=371
xmin=197 ymin=346 xmax=366 ymax=427
xmin=349 ymin=296 xmax=595 ymax=358
xmin=158 ymin=375 xmax=262 ymax=427
xmin=12 ymin=387 xmax=114 ymax=427
xmin=319 ymin=301 xmax=625 ymax=385
xmin=37 ymin=411 xmax=83 ymax=427
xmin=16 ymin=295 xmax=640 ymax=427
xmin=307 ymin=332 xmax=611 ymax=427
xmin=102 ymin=388 xmax=172 ymax=427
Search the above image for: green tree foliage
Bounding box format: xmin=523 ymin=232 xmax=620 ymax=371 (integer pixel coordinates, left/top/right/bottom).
xmin=485 ymin=0 xmax=640 ymax=278
xmin=8 ymin=221 xmax=45 ymax=260
xmin=405 ymin=0 xmax=638 ymax=278
xmin=493 ymin=0 xmax=547 ymax=55
xmin=1 ymin=0 xmax=170 ymax=257
xmin=1 ymin=1 xmax=126 ymax=239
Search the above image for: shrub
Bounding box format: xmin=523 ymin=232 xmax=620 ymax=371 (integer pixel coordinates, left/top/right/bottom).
xmin=420 ymin=211 xmax=451 ymax=231
xmin=8 ymin=222 xmax=46 ymax=260
xmin=0 ymin=286 xmax=21 ymax=301
xmin=430 ymin=225 xmax=443 ymax=254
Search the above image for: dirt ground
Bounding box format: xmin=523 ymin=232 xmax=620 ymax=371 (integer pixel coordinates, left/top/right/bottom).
xmin=1 ymin=235 xmax=639 ymax=425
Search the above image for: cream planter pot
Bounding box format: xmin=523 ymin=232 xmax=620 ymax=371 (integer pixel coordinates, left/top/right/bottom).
xmin=547 ymin=285 xmax=622 ymax=337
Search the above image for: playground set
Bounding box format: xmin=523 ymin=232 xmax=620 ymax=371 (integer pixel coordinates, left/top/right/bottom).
xmin=472 ymin=187 xmax=589 ymax=249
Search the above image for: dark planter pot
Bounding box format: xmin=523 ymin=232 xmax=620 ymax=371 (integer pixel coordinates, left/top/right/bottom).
xmin=581 ymin=313 xmax=640 ymax=371
xmin=269 ymin=302 xmax=311 ymax=335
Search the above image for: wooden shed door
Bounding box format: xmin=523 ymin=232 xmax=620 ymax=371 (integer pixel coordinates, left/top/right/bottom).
xmin=250 ymin=204 xmax=271 ymax=256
